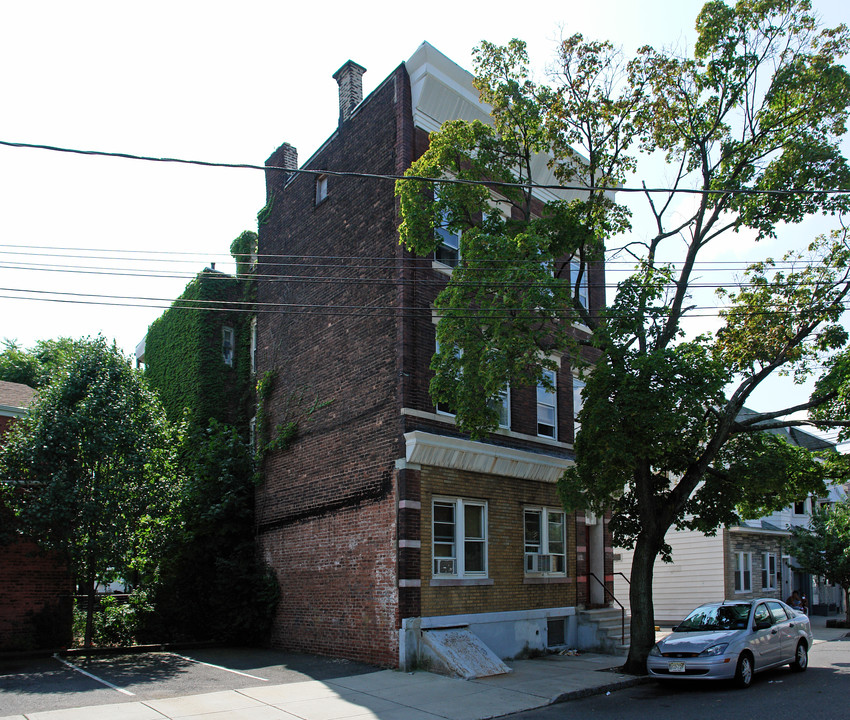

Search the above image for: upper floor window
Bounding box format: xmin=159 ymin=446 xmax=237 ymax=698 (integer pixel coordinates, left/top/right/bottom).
xmin=537 ymin=369 xmax=557 ymax=439
xmin=572 ymin=376 xmax=585 ymax=439
xmin=569 ymin=257 xmax=589 ymax=310
xmin=524 ymin=508 xmax=566 ymax=575
xmin=316 ymin=174 xmax=328 ymax=205
xmin=435 ymin=208 xmax=460 ymax=267
xmin=488 ymin=386 xmax=510 ymax=429
xmin=432 ymin=497 xmax=488 ymax=578
xmin=793 ymin=499 xmax=808 ymax=515
xmin=434 ymin=186 xmax=460 ymax=268
xmin=222 ymin=326 xmax=235 ymax=367
xmin=250 ymin=317 xmax=258 ymax=375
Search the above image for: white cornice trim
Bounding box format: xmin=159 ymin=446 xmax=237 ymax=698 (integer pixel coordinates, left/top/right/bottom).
xmin=0 ymin=405 xmax=27 ymax=419
xmin=401 ymin=408 xmax=570 ymax=450
xmin=404 ymin=430 xmax=572 ymax=484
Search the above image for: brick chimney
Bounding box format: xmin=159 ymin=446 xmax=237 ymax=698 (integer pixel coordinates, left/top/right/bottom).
xmin=332 ymin=60 xmax=366 ymax=126
xmin=265 ymin=142 xmax=298 ymax=197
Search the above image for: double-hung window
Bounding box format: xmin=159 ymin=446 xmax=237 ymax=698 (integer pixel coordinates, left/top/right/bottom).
xmin=569 ymin=257 xmax=589 ymax=310
xmin=434 ymin=186 xmax=460 ymax=267
xmin=435 ymin=209 xmax=460 ymax=267
xmin=222 ymin=326 xmax=235 ymax=367
xmin=524 ymin=508 xmax=566 ymax=575
xmin=315 ymin=175 xmax=328 ymax=205
xmin=432 ymin=498 xmax=487 ymax=578
xmin=762 ymin=553 xmax=778 ymax=591
xmin=537 ymin=369 xmax=557 ymax=439
xmin=488 ymin=386 xmax=511 ymax=429
xmin=572 ymin=376 xmax=585 ymax=438
xmin=734 ymin=551 xmax=752 ymax=592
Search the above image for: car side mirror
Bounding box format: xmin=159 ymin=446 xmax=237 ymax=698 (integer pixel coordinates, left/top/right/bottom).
xmin=755 ymin=619 xmax=771 ymax=630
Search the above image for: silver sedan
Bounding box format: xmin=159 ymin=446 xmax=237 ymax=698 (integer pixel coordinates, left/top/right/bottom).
xmin=646 ymin=598 xmax=813 ymax=688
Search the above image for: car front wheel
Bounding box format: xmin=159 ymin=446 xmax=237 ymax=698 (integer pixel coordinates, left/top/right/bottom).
xmin=790 ymin=641 xmax=808 ymax=672
xmin=734 ymin=652 xmax=754 ymax=688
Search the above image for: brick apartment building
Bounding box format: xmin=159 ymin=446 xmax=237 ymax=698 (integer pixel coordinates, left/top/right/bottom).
xmin=255 ymin=42 xmax=613 ymax=668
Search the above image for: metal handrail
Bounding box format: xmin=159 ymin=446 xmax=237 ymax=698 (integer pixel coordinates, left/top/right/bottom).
xmin=614 ymin=571 xmax=630 ymax=586
xmin=588 ymin=572 xmax=626 ymax=644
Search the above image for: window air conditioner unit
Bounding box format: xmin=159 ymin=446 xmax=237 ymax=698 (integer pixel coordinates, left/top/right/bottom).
xmin=525 ymin=553 xmax=553 ymax=573
xmin=435 ymin=558 xmax=456 ymax=575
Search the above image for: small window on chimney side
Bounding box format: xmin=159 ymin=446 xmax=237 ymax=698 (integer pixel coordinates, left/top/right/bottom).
xmin=222 ymin=326 xmax=235 ymax=367
xmin=316 ymin=175 xmax=328 ymax=205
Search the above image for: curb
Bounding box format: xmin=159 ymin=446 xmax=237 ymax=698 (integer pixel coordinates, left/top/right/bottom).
xmin=552 ymin=674 xmax=652 ymax=703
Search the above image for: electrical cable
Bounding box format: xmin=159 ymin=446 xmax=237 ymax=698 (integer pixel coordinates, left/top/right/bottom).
xmin=3 ymin=139 xmax=850 ymax=197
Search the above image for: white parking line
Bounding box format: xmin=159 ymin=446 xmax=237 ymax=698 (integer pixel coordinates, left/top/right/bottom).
xmin=170 ymin=653 xmax=269 ymax=681
xmin=53 ymin=654 xmax=135 ymax=696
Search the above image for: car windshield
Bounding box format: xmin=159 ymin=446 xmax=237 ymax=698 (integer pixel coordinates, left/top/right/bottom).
xmin=676 ymin=604 xmax=750 ymax=631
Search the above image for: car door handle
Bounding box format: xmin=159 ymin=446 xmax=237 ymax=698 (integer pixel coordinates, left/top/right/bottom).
xmin=771 ymin=629 xmax=778 ymax=635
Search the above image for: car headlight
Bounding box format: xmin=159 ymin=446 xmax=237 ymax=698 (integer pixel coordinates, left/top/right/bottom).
xmin=698 ymin=643 xmax=728 ymax=657
xmin=649 ymin=644 xmax=662 ymax=657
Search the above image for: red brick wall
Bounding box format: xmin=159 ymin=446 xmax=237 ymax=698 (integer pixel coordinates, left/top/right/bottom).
xmin=0 ymin=537 xmax=72 ymax=650
xmin=256 ymin=66 xmax=410 ymax=665
xmin=260 ymin=500 xmax=398 ymax=666
xmin=2 ymin=410 xmax=72 ymax=650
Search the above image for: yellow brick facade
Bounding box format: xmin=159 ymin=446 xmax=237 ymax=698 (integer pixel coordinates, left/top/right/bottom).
xmin=419 ymin=465 xmax=578 ymax=618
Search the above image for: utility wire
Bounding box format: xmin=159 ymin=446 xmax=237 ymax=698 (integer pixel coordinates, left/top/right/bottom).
xmin=3 ymin=139 xmax=850 ymax=197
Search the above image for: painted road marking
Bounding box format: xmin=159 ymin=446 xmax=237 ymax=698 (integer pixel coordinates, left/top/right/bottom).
xmin=170 ymin=653 xmax=269 ymax=681
xmin=53 ymin=654 xmax=135 ymax=696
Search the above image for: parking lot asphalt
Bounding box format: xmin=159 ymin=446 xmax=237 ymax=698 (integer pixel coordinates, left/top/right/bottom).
xmin=0 ymin=648 xmax=378 ymax=716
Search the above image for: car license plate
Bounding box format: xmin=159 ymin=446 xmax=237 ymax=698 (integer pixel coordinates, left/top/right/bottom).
xmin=668 ymin=661 xmax=686 ymax=673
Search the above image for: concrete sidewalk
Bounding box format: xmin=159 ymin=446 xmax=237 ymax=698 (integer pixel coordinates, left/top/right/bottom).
xmin=3 ymin=614 xmax=846 ymax=720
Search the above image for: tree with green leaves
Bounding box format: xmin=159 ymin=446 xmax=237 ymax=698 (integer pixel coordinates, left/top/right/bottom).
xmin=0 ymin=336 xmax=180 ymax=647
xmin=397 ymin=0 xmax=850 ymax=673
xmin=0 ymin=337 xmax=84 ymax=388
xmin=788 ymin=498 xmax=850 ymax=625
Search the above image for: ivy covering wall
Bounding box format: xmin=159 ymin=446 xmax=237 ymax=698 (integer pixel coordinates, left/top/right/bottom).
xmin=144 ymin=269 xmax=252 ymax=431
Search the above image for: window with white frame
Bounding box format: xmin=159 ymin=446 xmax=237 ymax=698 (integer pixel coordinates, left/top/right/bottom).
xmin=762 ymin=552 xmax=778 ymax=591
xmin=315 ymin=174 xmax=328 ymax=205
xmin=488 ymin=386 xmax=510 ymax=428
xmin=434 ymin=186 xmax=460 ymax=267
xmin=569 ymin=257 xmax=589 ymax=310
xmin=433 ymin=339 xmax=461 ymax=417
xmin=435 ymin=209 xmax=460 ymax=267
xmin=537 ymin=369 xmax=557 ymax=439
xmin=432 ymin=498 xmax=487 ymax=578
xmin=222 ymin=326 xmax=235 ymax=367
xmin=524 ymin=508 xmax=566 ymax=575
xmin=793 ymin=499 xmax=808 ymax=515
xmin=250 ymin=317 xmax=258 ymax=375
xmin=734 ymin=551 xmax=752 ymax=592
xmin=572 ymin=376 xmax=585 ymax=438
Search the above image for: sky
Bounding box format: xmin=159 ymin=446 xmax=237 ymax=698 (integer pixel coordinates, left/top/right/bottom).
xmin=1 ymin=0 xmax=848 ymax=435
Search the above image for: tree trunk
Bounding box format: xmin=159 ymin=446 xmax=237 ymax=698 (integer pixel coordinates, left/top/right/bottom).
xmin=623 ymin=534 xmax=658 ymax=675
xmin=845 ymin=586 xmax=849 ymax=626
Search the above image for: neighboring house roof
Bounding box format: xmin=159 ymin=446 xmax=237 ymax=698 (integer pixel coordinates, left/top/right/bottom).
xmin=0 ymin=380 xmax=35 ymax=418
xmin=737 ymin=406 xmax=835 ymax=452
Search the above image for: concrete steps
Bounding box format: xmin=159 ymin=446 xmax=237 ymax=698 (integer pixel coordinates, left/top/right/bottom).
xmin=578 ymin=607 xmax=631 ymax=655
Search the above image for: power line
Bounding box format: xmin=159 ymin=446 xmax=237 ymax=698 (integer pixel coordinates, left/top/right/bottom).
xmin=3 ymin=139 xmax=850 ymax=197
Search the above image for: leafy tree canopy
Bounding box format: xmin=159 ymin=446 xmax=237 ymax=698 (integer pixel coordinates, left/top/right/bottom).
xmin=0 ymin=336 xmax=181 ymax=647
xmin=0 ymin=337 xmax=85 ymax=388
xmin=396 ymin=0 xmax=850 ymax=673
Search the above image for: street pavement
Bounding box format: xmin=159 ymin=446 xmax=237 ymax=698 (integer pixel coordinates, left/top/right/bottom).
xmin=1 ymin=614 xmax=846 ymax=720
